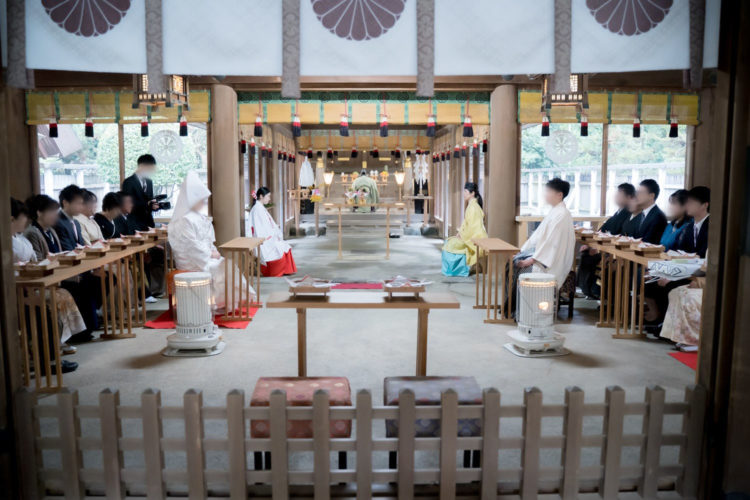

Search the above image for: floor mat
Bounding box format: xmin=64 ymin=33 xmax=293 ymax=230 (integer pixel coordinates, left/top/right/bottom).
xmin=331 ymin=283 xmax=384 ymax=290
xmin=669 ymin=351 xmax=698 ymax=370
xmin=144 ymin=308 xmax=258 ymax=330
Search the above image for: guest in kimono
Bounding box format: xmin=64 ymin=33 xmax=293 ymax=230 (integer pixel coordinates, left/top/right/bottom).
xmin=249 ymin=186 xmax=297 ymax=277
xmin=660 ymin=275 xmax=704 ymax=352
xmin=659 ymin=189 xmax=690 ymax=251
xmin=515 ymin=178 xmax=575 ymax=289
xmin=11 ymin=198 xmax=33 ymax=261
xmin=94 ymin=192 xmax=122 ymax=239
xmin=20 ymin=196 xmax=87 ymax=356
xmin=75 ymin=189 xmax=104 ymax=245
xmin=441 ymin=182 xmax=487 ymax=277
xmin=169 ymin=171 xmax=256 ymax=309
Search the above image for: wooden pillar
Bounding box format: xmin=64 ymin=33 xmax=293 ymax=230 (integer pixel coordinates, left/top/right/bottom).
xmin=487 ymin=85 xmax=519 ymax=243
xmin=2 ymin=87 xmax=34 ymax=199
xmin=209 ymin=84 xmax=241 ymax=245
xmin=690 ymin=87 xmax=717 ymax=188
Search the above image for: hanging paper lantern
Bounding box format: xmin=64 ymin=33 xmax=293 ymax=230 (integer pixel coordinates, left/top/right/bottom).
xmin=254 ymin=115 xmax=263 ymax=137
xmin=580 ymin=115 xmax=588 ymax=137
xmin=340 ymin=114 xmax=349 ymax=136
xmin=482 ymin=139 xmax=488 ymax=153
xmin=351 ymin=146 xmax=358 ymax=158
xmin=541 ymin=115 xmax=550 ymax=137
xmin=84 ymin=117 xmax=94 ymax=137
xmin=669 ymin=118 xmax=678 ymax=138
xmin=141 ymin=117 xmax=149 ymax=137
xmin=327 ymin=148 xmax=333 ymax=159
xmin=249 ymin=138 xmax=256 ymax=155
xmin=240 ymin=138 xmax=247 ymax=154
xmin=292 ymin=114 xmax=302 ymax=137
xmin=49 ymin=118 xmax=58 ymax=138
xmin=380 ymin=114 xmax=389 ymax=137
xmin=462 ymin=115 xmax=474 ymax=137
xmin=426 ymin=115 xmax=436 ymax=137
xmin=633 ymin=118 xmax=641 ymax=138
xmin=453 ymin=145 xmax=460 ymax=159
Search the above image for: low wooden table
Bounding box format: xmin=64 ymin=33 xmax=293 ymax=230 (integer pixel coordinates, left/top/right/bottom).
xmin=218 ymin=237 xmax=264 ymax=321
xmin=320 ymin=202 xmax=406 ymax=260
xmin=266 ymin=291 xmax=460 ymax=376
xmin=472 ymin=238 xmax=520 ymax=324
xmin=15 ymin=239 xmax=158 ymax=392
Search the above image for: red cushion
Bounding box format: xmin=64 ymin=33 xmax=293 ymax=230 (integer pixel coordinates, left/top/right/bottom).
xmin=250 ymin=377 xmax=352 ymax=438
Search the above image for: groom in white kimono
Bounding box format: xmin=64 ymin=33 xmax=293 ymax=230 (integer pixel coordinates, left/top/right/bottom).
xmin=515 ymin=177 xmax=576 ymax=289
xmin=168 ymin=171 xmax=255 ymax=311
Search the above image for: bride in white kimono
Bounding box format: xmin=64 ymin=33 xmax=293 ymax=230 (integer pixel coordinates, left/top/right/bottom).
xmin=168 ymin=171 xmax=255 ymax=310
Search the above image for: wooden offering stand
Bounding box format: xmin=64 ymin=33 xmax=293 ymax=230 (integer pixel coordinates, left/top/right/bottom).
xmin=106 ymin=239 xmax=131 ymax=250
xmin=289 ymin=285 xmax=332 ymax=298
xmin=56 ymin=252 xmax=84 ymax=267
xmin=82 ymin=246 xmax=109 ymax=259
xmin=384 ymin=284 xmax=426 ymax=300
xmin=634 ymin=245 xmax=666 ymax=257
xmin=16 ymin=261 xmax=60 ymax=278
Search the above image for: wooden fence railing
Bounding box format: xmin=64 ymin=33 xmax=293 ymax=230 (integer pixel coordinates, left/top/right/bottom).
xmin=15 ymin=384 xmax=706 ymax=499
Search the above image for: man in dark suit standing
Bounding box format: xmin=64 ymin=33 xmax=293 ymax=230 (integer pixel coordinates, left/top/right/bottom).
xmin=54 ymin=184 xmax=86 ymax=251
xmin=680 ymin=186 xmax=710 ymax=258
xmin=54 ymin=185 xmax=101 ymax=341
xmin=634 ymin=179 xmax=668 ymax=244
xmin=577 ymin=183 xmax=635 ymax=299
xmin=121 ymin=154 xmax=159 ymax=231
xmin=121 ymin=155 xmax=166 ymax=298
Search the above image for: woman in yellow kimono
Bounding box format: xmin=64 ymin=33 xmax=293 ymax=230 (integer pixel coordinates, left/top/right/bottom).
xmin=442 ymin=182 xmax=487 ymax=276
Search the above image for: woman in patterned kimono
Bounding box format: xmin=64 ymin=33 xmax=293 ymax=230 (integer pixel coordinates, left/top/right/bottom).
xmin=441 ymin=183 xmax=487 ymax=277
xmin=660 ymin=276 xmax=704 ymax=352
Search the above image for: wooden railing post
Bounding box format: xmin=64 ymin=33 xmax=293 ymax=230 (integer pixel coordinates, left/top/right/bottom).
xmin=480 ymin=388 xmax=500 ymax=500
xmin=397 ymin=388 xmax=416 ymax=500
xmin=561 ymin=386 xmax=584 ymax=499
xmin=521 ymin=387 xmax=542 ymax=500
xmin=355 ymin=390 xmax=373 ymax=500
xmin=58 ymin=388 xmax=84 ymax=499
xmin=141 ymin=389 xmax=165 ymax=499
xmin=226 ymin=389 xmax=247 ymax=499
xmin=439 ymin=389 xmax=458 ymax=499
xmin=639 ymin=385 xmax=665 ymax=498
xmin=600 ymin=386 xmax=625 ymax=499
xmin=184 ymin=389 xmax=206 ymax=500
xmin=14 ymin=388 xmax=41 ymax=500
xmin=313 ymin=389 xmax=330 ymax=500
xmin=270 ymin=389 xmax=289 ymax=499
xmin=677 ymin=385 xmax=706 ymax=498
xmin=99 ymin=388 xmax=124 ymax=499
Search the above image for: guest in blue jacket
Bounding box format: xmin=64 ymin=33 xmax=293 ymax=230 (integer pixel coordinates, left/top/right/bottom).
xmin=659 ymin=189 xmax=690 ymax=251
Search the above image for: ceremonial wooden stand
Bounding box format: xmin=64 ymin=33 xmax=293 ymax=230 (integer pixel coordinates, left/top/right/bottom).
xmin=219 ymin=237 xmax=264 ymax=321
xmin=321 ymin=202 xmax=406 ymax=260
xmin=403 ymin=195 xmax=433 ymax=227
xmin=473 ymin=238 xmax=520 ymax=324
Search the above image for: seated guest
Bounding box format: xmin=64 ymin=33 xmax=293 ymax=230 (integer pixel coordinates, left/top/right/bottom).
xmin=660 ymin=274 xmax=704 ymax=352
xmin=20 ymin=196 xmax=86 ymax=358
xmin=634 ymin=179 xmax=668 ymax=244
xmin=114 ymin=192 xmax=137 ymax=236
xmin=441 ymin=182 xmax=487 ymax=277
xmin=515 ymin=178 xmax=575 ymax=289
xmin=249 ymin=186 xmax=297 ymax=277
xmin=11 ymin=198 xmax=34 ymax=262
xmin=121 ymin=154 xmax=159 ymax=231
xmin=74 ymin=189 xmax=104 ymax=245
xmin=578 ymin=183 xmax=635 ymax=298
xmin=621 ymin=195 xmax=643 ymax=237
xmin=660 ymin=189 xmax=690 ymax=251
xmin=54 ymin=185 xmax=86 ymax=250
xmin=679 ymin=186 xmax=710 ymax=257
xmin=169 ymin=171 xmax=256 ymax=309
xmin=94 ymin=192 xmax=122 ymax=239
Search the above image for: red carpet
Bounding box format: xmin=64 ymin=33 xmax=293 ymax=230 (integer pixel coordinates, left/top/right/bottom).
xmin=144 ymin=308 xmax=258 ymax=330
xmin=332 ymin=283 xmax=383 ymax=290
xmin=669 ymin=351 xmax=698 ymax=370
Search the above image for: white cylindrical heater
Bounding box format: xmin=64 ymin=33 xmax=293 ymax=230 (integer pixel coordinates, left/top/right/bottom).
xmin=163 ymin=272 xmax=225 ymax=357
xmin=504 ymin=272 xmax=569 ymax=357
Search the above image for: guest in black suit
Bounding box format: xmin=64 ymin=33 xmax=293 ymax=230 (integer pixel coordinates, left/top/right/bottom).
xmin=121 ymin=154 xmax=159 ymax=231
xmin=53 ymin=185 xmax=101 ymax=340
xmin=113 ymin=192 xmax=138 ymax=237
xmin=94 ymin=192 xmax=122 ymax=239
xmin=679 ymin=186 xmax=710 ymax=258
xmin=53 ymin=185 xmax=86 ymax=251
xmin=634 ymin=179 xmax=668 ymax=244
xmin=577 ymin=183 xmax=635 ymax=298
